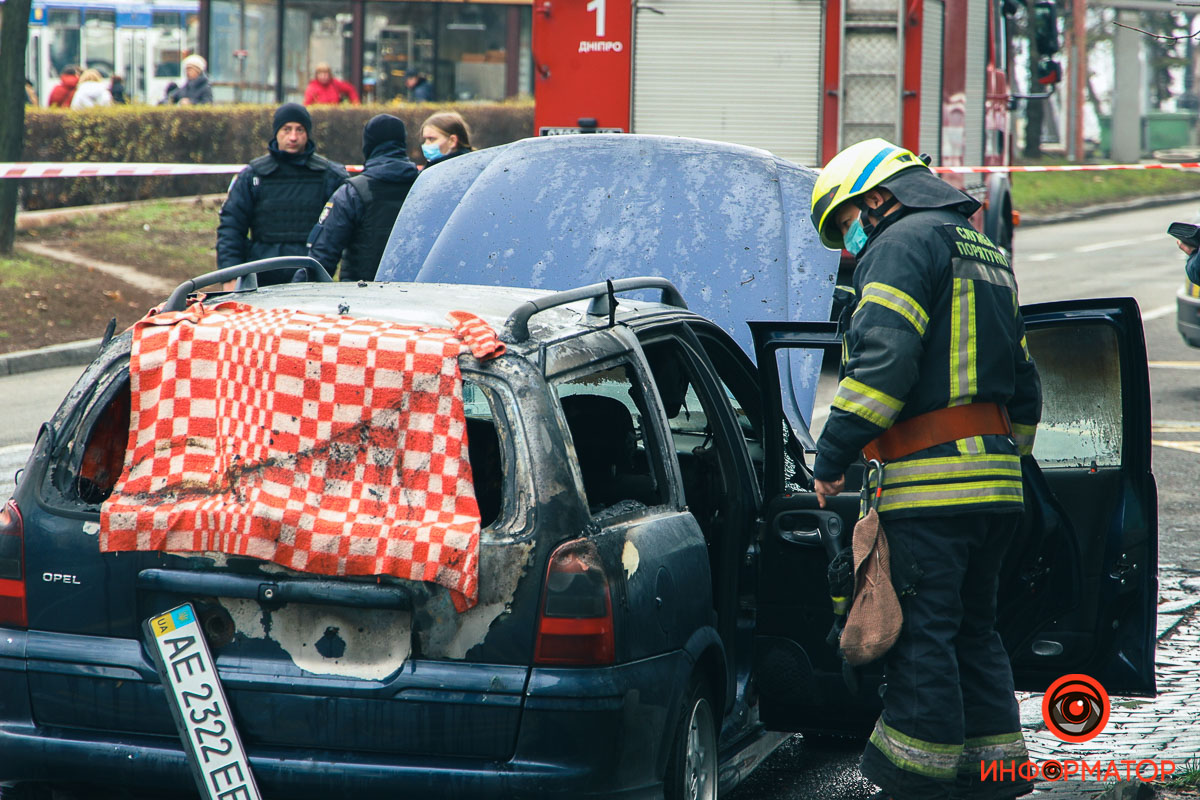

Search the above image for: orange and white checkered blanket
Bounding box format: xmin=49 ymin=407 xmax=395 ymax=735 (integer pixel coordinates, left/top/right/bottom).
xmin=100 ymin=301 xmax=505 ymax=611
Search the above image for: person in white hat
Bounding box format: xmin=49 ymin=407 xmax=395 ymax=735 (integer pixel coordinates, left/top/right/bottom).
xmin=169 ymin=54 xmax=212 ymax=105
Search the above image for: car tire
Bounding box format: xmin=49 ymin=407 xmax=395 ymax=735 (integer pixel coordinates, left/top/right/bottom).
xmin=664 ymin=676 xmax=718 ymax=800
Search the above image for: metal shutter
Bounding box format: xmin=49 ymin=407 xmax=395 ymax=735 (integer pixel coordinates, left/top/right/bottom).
xmin=840 ymin=0 xmax=902 ymax=148
xmin=964 ymin=0 xmax=986 ymax=165
xmin=919 ymin=0 xmax=943 ymax=162
xmin=633 ymin=0 xmax=824 ymax=166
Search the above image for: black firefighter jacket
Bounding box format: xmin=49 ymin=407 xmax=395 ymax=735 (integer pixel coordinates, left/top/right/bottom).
xmin=813 ymin=186 xmax=1042 ymax=520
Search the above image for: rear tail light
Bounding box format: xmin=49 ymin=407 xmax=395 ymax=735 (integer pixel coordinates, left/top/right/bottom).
xmin=0 ymin=500 xmax=27 ymax=627
xmin=534 ymin=538 xmax=614 ymax=666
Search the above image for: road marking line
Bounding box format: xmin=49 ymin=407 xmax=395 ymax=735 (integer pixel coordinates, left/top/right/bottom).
xmin=1154 ymin=421 xmax=1200 ymax=431
xmin=1149 ymin=360 xmax=1200 ymax=369
xmin=0 ymin=444 xmax=34 ymax=456
xmin=1153 ymin=439 xmax=1200 ymax=454
xmin=1075 ymin=238 xmax=1145 ymax=253
xmin=1026 ymin=253 xmax=1057 ymax=262
xmin=1142 ymin=305 xmax=1178 ymax=322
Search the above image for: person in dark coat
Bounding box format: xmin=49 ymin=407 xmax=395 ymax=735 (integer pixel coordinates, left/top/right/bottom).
xmin=419 ymin=111 xmax=473 ymax=168
xmin=169 ymin=55 xmax=213 ymax=105
xmin=307 ymin=114 xmax=419 ymax=281
xmin=216 ymin=102 xmax=348 ymax=285
xmin=406 ymin=71 xmax=435 ymax=102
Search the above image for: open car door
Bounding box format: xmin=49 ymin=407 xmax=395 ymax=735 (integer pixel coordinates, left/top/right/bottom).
xmin=748 ymin=297 xmax=1157 ymax=737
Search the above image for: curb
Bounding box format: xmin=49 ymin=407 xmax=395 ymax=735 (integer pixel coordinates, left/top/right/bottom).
xmin=1019 ymin=191 xmax=1200 ymax=228
xmin=1095 ymin=781 xmax=1157 ymax=799
xmin=0 ymin=338 xmax=102 ymax=377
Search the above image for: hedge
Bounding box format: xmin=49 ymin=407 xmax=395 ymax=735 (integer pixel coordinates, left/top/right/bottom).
xmin=19 ymin=101 xmax=535 ymax=210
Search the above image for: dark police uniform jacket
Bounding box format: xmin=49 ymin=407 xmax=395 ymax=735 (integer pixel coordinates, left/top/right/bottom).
xmin=813 ymin=170 xmax=1042 ymax=519
xmin=307 ymin=142 xmax=418 ymax=282
xmin=216 ymin=140 xmax=347 ymax=285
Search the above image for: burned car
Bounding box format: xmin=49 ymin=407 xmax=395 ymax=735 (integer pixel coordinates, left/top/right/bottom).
xmin=0 ymin=135 xmax=1157 ymax=800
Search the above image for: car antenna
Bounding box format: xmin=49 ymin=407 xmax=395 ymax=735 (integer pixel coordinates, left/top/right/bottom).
xmin=606 ymin=279 xmax=618 ymax=328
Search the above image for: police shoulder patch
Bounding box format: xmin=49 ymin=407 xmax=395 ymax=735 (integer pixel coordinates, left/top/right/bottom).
xmin=318 ymin=202 xmax=333 ymax=224
xmin=936 ymin=223 xmax=1009 ymax=269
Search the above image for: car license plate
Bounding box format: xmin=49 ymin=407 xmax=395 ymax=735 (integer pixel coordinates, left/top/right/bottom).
xmin=144 ymin=603 xmax=262 ymax=800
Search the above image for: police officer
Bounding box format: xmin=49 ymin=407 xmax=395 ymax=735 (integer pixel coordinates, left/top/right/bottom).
xmin=809 ymin=139 xmax=1041 ymax=800
xmin=216 ymin=103 xmax=348 ymax=285
xmin=307 ymin=114 xmax=418 ymax=281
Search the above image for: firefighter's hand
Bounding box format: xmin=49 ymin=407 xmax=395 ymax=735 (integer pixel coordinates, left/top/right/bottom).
xmin=1178 ymin=240 xmax=1197 ymax=256
xmin=815 ymin=476 xmax=845 ymax=509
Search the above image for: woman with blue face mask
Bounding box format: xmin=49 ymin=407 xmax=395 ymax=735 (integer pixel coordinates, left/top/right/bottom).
xmin=420 ymin=111 xmax=474 ymax=168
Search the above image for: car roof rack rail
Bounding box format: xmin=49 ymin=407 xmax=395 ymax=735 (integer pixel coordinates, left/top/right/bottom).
xmin=503 ymin=276 xmax=688 ymax=343
xmin=161 ymin=256 xmax=333 ymax=312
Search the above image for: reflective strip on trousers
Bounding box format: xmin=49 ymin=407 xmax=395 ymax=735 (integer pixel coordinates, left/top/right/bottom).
xmin=959 ymin=732 xmax=1029 ymax=775
xmin=1011 ymin=422 xmax=1037 ymax=456
xmin=875 ymin=479 xmax=1023 ymax=513
xmin=869 ymin=719 xmax=961 ymax=780
xmin=879 ymin=453 xmax=1021 ymax=486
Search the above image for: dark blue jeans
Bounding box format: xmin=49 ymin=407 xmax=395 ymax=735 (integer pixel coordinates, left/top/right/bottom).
xmin=860 ymin=512 xmax=1033 ymax=800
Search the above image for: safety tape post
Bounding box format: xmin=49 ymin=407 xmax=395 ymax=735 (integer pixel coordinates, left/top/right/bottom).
xmin=0 ymin=162 xmax=365 ymax=179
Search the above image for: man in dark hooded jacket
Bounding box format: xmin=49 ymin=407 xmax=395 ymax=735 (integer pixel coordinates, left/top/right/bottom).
xmin=306 ymin=114 xmax=419 ymax=281
xmin=217 ymin=102 xmax=347 ymax=285
xmin=809 ymin=139 xmax=1041 ymax=800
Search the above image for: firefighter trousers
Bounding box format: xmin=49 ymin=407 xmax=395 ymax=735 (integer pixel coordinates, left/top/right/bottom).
xmin=859 ymin=512 xmax=1034 ymax=800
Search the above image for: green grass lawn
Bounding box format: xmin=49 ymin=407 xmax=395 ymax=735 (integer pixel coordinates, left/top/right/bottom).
xmin=1012 ymin=164 xmax=1200 ymax=216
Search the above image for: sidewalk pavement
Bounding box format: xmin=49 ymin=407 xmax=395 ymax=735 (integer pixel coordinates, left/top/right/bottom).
xmin=1025 ymin=567 xmax=1200 ymax=799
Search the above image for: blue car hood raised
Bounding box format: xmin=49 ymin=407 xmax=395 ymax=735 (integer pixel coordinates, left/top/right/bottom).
xmin=377 ymin=133 xmax=838 ymax=421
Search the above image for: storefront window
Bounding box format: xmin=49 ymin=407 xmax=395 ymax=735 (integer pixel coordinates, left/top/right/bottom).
xmin=151 ymin=12 xmax=185 ymax=81
xmin=282 ymin=0 xmax=355 ymax=103
xmin=47 ymin=9 xmax=82 ymax=76
xmin=363 ymin=2 xmax=529 ymax=104
xmin=209 ymin=0 xmax=279 ymax=103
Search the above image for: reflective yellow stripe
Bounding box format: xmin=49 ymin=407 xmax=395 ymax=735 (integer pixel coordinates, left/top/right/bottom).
xmin=952 ymin=258 xmax=1016 ymax=289
xmin=856 ymin=282 xmax=930 ymax=336
xmin=949 ymin=277 xmax=977 ymax=405
xmin=959 ymin=733 xmax=1029 ymax=774
xmin=1012 ymin=422 xmax=1037 ymax=456
xmin=833 ymin=377 xmax=904 ymax=428
xmin=869 ymin=720 xmax=960 ymax=780
xmin=957 ymin=435 xmax=984 ymax=456
xmin=1020 ymin=334 xmax=1031 ymax=361
xmin=876 ymin=479 xmax=1023 ymax=512
xmin=881 ymin=453 xmax=1020 ymax=485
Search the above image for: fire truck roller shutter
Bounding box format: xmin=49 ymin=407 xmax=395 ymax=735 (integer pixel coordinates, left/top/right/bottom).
xmin=632 ymin=0 xmax=822 ymax=166
xmin=919 ymin=0 xmax=944 ymax=164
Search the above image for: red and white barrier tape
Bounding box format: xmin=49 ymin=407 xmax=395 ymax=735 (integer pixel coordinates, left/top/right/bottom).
xmin=932 ymin=162 xmax=1200 ymax=174
xmin=0 ymin=162 xmax=363 ymax=178
xmin=1 ymin=160 xmax=1198 ymax=179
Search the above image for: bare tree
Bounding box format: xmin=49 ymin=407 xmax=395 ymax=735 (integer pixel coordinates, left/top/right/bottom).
xmin=0 ymin=0 xmax=34 ymax=254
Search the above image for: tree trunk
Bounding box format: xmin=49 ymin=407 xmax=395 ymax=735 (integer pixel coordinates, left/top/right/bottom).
xmin=0 ymin=0 xmax=34 ymax=255
xmin=1024 ymin=96 xmax=1046 ymax=159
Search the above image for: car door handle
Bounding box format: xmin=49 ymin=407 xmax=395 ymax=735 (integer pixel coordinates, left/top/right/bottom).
xmin=137 ymin=569 xmax=417 ymax=610
xmin=775 ymin=510 xmax=846 ymax=555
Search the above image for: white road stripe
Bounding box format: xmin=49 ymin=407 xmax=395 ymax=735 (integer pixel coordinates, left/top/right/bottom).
xmin=1149 ymin=360 xmax=1200 ymax=369
xmin=0 ymin=444 xmax=34 ymax=456
xmin=1025 ymin=253 xmax=1057 ymax=262
xmin=1141 ymin=305 xmax=1177 ymax=322
xmin=1075 ymin=238 xmax=1145 ymax=253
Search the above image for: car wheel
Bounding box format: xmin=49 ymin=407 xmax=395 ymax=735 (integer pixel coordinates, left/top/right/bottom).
xmin=664 ymin=677 xmax=717 ymax=800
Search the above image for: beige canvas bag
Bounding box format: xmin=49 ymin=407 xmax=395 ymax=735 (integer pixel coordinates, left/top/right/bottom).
xmin=839 ymin=478 xmax=903 ymax=665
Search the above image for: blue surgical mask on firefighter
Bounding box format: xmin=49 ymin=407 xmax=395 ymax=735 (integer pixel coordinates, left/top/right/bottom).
xmin=422 ymin=143 xmax=443 ymax=162
xmin=844 ymin=218 xmax=868 ymax=255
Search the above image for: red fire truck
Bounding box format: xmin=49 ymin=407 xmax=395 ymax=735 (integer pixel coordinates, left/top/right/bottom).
xmin=531 ymin=0 xmax=1058 ymax=256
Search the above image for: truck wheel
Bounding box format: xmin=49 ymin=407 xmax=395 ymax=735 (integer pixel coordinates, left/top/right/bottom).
xmin=664 ymin=677 xmax=717 ymax=800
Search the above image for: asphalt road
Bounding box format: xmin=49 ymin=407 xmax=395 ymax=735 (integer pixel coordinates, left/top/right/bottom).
xmin=0 ymin=201 xmax=1197 ymax=799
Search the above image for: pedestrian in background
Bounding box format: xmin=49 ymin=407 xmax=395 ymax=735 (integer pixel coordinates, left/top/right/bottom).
xmin=110 ymin=75 xmax=128 ymax=104
xmin=406 ymin=69 xmax=435 ymax=102
xmin=169 ymin=55 xmax=213 ymax=105
xmin=217 ymin=102 xmax=348 ymax=285
xmin=307 ymin=114 xmax=419 ymax=281
xmin=809 ymin=138 xmax=1041 ymax=800
xmin=303 ymin=62 xmax=360 ymax=105
xmin=25 ymin=78 xmax=39 ymax=106
xmin=47 ymin=66 xmax=80 ymax=108
xmin=420 ymin=111 xmax=473 ymax=168
xmin=71 ymin=69 xmax=113 ymax=108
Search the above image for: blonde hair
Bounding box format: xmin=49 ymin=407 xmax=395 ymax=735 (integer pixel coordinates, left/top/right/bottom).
xmin=79 ymin=69 xmax=104 ymax=83
xmin=421 ymin=111 xmax=473 ymax=151
xmin=314 ymin=62 xmax=332 ymax=75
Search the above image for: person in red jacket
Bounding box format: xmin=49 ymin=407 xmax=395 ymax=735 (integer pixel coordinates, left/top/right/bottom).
xmin=303 ymin=63 xmax=360 ymax=105
xmin=47 ymin=66 xmax=80 ymax=108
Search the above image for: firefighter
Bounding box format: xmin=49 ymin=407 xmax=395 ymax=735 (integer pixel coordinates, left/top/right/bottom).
xmin=809 ymin=139 xmax=1041 ymax=800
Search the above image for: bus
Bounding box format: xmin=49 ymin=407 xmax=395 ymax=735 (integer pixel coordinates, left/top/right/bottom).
xmin=25 ymin=0 xmax=199 ymax=105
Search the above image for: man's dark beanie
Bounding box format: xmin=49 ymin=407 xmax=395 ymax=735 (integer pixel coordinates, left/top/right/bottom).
xmin=273 ymin=102 xmax=312 ymax=136
xmin=362 ymin=114 xmax=407 ymax=160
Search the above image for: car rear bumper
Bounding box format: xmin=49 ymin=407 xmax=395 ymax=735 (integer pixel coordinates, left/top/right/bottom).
xmin=1178 ymin=285 xmax=1200 ymax=348
xmin=0 ymin=643 xmax=694 ymax=799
